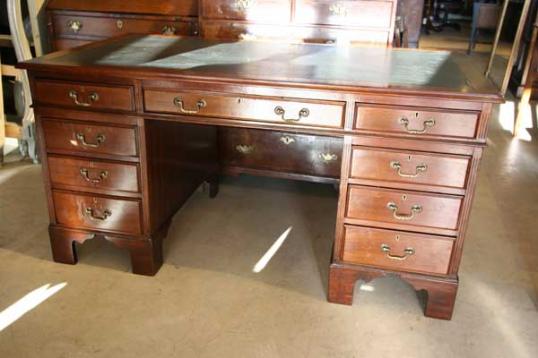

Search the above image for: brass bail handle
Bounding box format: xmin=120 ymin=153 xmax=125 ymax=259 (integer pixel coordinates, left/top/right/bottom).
xmin=173 ymin=97 xmax=207 ymax=114
xmin=386 ymin=202 xmax=422 ymax=221
xmin=380 ymin=244 xmax=415 ymax=261
xmin=75 ymin=133 xmax=106 ymax=148
xmin=274 ymin=106 xmax=310 ymax=122
xmin=390 ymin=161 xmax=428 ymax=178
xmin=85 ymin=207 xmax=112 ymax=221
xmin=80 ymin=168 xmax=109 ymax=184
xmin=69 ymin=90 xmax=99 ymax=107
xmin=399 ymin=112 xmax=436 ymax=134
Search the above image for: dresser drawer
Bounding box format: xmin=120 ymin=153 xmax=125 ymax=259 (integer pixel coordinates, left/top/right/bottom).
xmin=219 ymin=127 xmax=343 ymax=177
xmin=52 ymin=191 xmax=142 ymax=236
xmin=341 ymin=225 xmax=454 ymax=275
xmin=295 ymin=0 xmax=395 ymax=28
xmin=144 ymin=90 xmax=345 ymax=129
xmin=52 ymin=13 xmax=196 ymax=38
xmin=48 ymin=156 xmax=140 ymax=193
xmin=42 ymin=119 xmax=138 ymax=158
xmin=350 ymin=147 xmax=471 ymax=190
xmin=346 ymin=186 xmax=463 ymax=233
xmin=200 ymin=0 xmax=292 ymax=23
xmin=34 ymin=80 xmax=135 ymax=112
xmin=355 ymin=105 xmax=480 ymax=139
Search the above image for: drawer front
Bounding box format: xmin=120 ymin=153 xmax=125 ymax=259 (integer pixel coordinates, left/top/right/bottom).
xmin=295 ymin=0 xmax=395 ymax=28
xmin=35 ymin=80 xmax=135 ymax=112
xmin=350 ymin=147 xmax=471 ymax=189
xmin=48 ymin=156 xmax=140 ymax=193
xmin=53 ymin=191 xmax=142 ymax=236
xmin=219 ymin=127 xmax=343 ymax=177
xmin=42 ymin=119 xmax=138 ymax=158
xmin=342 ymin=226 xmax=454 ymax=275
xmin=52 ymin=38 xmax=93 ymax=51
xmin=355 ymin=105 xmax=480 ymax=139
xmin=52 ymin=14 xmax=196 ymax=38
xmin=346 ymin=186 xmax=463 ymax=232
xmin=144 ymin=90 xmax=345 ymax=129
xmin=201 ymin=0 xmax=292 ymax=23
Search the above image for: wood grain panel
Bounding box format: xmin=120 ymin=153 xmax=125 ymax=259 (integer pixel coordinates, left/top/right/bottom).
xmin=200 ymin=0 xmax=292 ymax=23
xmin=53 ymin=191 xmax=142 ymax=235
xmin=342 ymin=225 xmax=454 ymax=275
xmin=46 ymin=0 xmax=199 ymax=16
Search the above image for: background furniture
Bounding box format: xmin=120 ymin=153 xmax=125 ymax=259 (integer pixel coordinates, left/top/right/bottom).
xmin=468 ymin=1 xmax=501 ymax=54
xmin=398 ymin=0 xmax=425 ymax=48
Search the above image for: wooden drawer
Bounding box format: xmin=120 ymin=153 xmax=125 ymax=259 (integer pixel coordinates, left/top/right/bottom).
xmin=52 ymin=38 xmax=92 ymax=51
xmin=346 ymin=186 xmax=463 ymax=233
xmin=341 ymin=225 xmax=454 ymax=275
xmin=34 ymin=80 xmax=135 ymax=112
xmin=350 ymin=147 xmax=471 ymax=190
xmin=219 ymin=127 xmax=343 ymax=177
xmin=48 ymin=156 xmax=140 ymax=193
xmin=295 ymin=0 xmax=395 ymax=29
xmin=52 ymin=191 xmax=142 ymax=236
xmin=200 ymin=0 xmax=292 ymax=23
xmin=42 ymin=119 xmax=138 ymax=158
xmin=144 ymin=90 xmax=345 ymax=129
xmin=355 ymin=104 xmax=480 ymax=139
xmin=52 ymin=13 xmax=197 ymax=38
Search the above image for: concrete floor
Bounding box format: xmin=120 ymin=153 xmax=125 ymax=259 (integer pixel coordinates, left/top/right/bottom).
xmin=1 ymin=108 xmax=537 ymax=357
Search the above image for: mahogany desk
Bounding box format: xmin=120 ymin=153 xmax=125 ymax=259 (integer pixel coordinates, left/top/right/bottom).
xmin=19 ymin=35 xmax=502 ymax=320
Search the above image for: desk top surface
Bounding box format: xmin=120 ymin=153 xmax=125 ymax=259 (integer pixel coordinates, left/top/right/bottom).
xmin=21 ymin=35 xmax=502 ymax=101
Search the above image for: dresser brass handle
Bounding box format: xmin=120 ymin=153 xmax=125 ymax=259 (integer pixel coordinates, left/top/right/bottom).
xmin=69 ymin=90 xmax=99 ymax=107
xmin=80 ymin=168 xmax=109 ymax=184
xmin=380 ymin=244 xmax=415 ymax=261
xmin=280 ymin=136 xmax=296 ymax=145
xmin=319 ymin=153 xmax=338 ymax=163
xmin=67 ymin=20 xmax=82 ymax=33
xmin=84 ymin=207 xmax=112 ymax=221
xmin=387 ymin=202 xmax=422 ymax=221
xmin=236 ymin=0 xmax=256 ymax=10
xmin=173 ymin=97 xmax=207 ymax=114
xmin=236 ymin=144 xmax=254 ymax=154
xmin=329 ymin=3 xmax=348 ymax=17
xmin=274 ymin=106 xmax=310 ymax=122
xmin=399 ymin=117 xmax=436 ymax=134
xmin=390 ymin=161 xmax=428 ymax=178
xmin=116 ymin=20 xmax=124 ymax=30
xmin=162 ymin=25 xmax=177 ymax=35
xmin=75 ymin=133 xmax=106 ymax=148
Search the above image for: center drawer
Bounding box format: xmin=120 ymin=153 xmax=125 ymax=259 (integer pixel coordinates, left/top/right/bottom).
xmin=346 ymin=186 xmax=463 ymax=234
xmin=144 ymin=90 xmax=345 ymax=129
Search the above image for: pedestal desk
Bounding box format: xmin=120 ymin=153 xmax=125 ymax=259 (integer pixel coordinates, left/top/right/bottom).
xmin=19 ymin=35 xmax=502 ymax=320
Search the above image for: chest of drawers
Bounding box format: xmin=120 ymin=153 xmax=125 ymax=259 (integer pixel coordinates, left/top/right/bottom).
xmin=20 ymin=35 xmax=501 ymax=320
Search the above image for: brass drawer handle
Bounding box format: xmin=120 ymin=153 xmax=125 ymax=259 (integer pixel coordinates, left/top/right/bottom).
xmin=84 ymin=207 xmax=112 ymax=221
xmin=236 ymin=144 xmax=254 ymax=154
xmin=399 ymin=117 xmax=436 ymax=134
xmin=280 ymin=136 xmax=296 ymax=145
xmin=387 ymin=202 xmax=422 ymax=221
xmin=329 ymin=3 xmax=348 ymax=17
xmin=380 ymin=244 xmax=415 ymax=261
xmin=236 ymin=0 xmax=256 ymax=10
xmin=69 ymin=90 xmax=99 ymax=107
xmin=319 ymin=153 xmax=338 ymax=163
xmin=80 ymin=168 xmax=109 ymax=184
xmin=173 ymin=97 xmax=207 ymax=114
xmin=274 ymin=106 xmax=310 ymax=122
xmin=162 ymin=25 xmax=177 ymax=35
xmin=390 ymin=161 xmax=428 ymax=178
xmin=67 ymin=19 xmax=82 ymax=33
xmin=75 ymin=133 xmax=106 ymax=148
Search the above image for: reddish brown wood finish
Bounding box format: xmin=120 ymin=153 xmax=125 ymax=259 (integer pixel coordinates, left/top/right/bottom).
xmin=200 ymin=0 xmax=292 ymax=22
xmin=46 ymin=0 xmax=199 ymax=16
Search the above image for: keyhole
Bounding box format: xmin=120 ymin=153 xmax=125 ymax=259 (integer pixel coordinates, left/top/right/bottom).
xmin=395 ymin=235 xmax=400 ymax=241
xmin=402 ymin=195 xmax=407 ymax=201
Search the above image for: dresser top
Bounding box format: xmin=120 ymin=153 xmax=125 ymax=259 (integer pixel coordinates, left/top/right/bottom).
xmin=21 ymin=35 xmax=502 ymax=101
xmin=46 ymin=0 xmax=198 ymax=16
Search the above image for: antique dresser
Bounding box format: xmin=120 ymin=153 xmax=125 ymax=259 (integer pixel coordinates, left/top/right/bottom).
xmin=19 ymin=32 xmax=502 ymax=319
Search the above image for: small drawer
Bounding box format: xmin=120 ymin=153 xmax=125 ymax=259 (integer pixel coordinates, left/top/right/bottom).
xmin=355 ymin=104 xmax=480 ymax=139
xmin=346 ymin=186 xmax=463 ymax=233
xmin=350 ymin=147 xmax=471 ymax=190
xmin=42 ymin=119 xmax=138 ymax=158
xmin=200 ymin=0 xmax=292 ymax=23
xmin=341 ymin=225 xmax=454 ymax=275
xmin=52 ymin=14 xmax=196 ymax=38
xmin=48 ymin=156 xmax=140 ymax=193
xmin=219 ymin=127 xmax=343 ymax=177
xmin=144 ymin=90 xmax=345 ymax=129
xmin=53 ymin=191 xmax=142 ymax=236
xmin=295 ymin=0 xmax=395 ymax=29
xmin=34 ymin=80 xmax=135 ymax=112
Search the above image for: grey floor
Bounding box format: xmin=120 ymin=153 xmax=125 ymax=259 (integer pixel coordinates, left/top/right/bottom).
xmin=0 ymin=106 xmax=537 ymax=358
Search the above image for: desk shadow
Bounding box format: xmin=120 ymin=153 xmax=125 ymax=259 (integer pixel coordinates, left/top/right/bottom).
xmin=163 ymin=175 xmax=338 ymax=301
